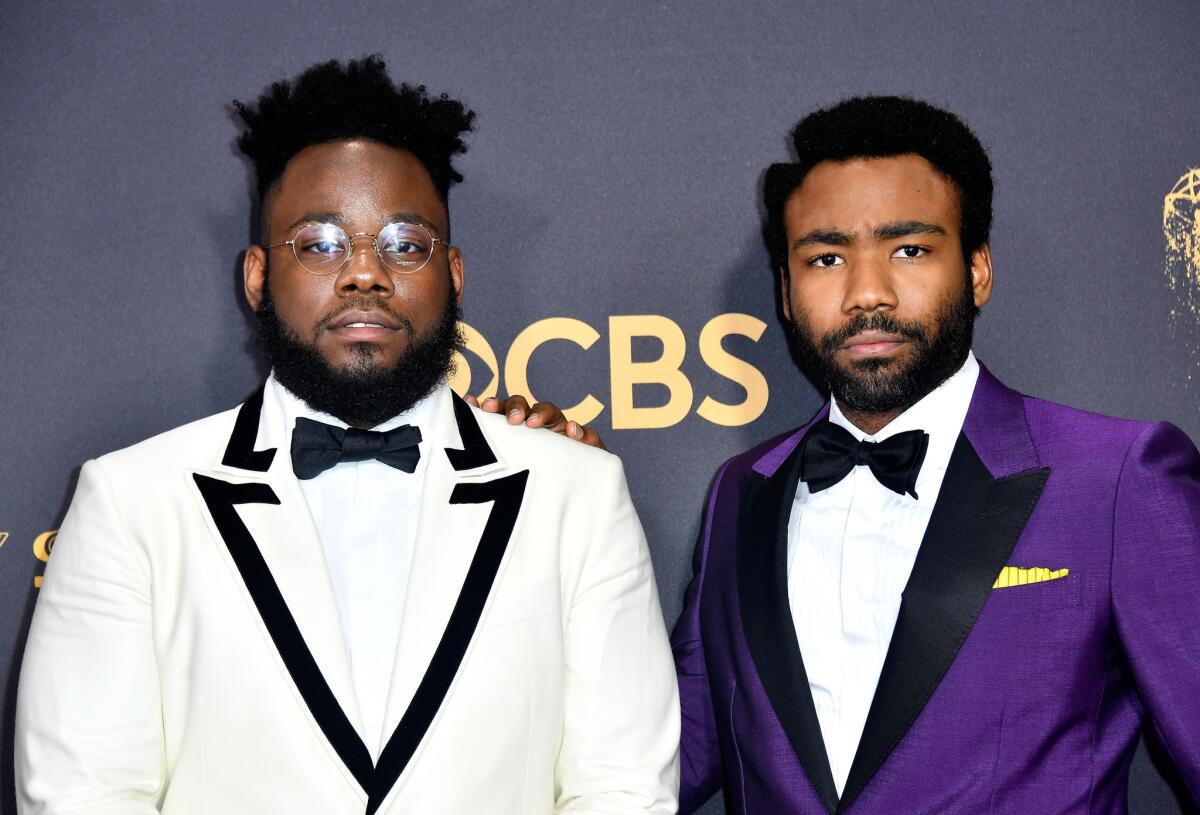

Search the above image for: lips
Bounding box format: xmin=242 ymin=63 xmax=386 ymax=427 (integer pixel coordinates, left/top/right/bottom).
xmin=840 ymin=330 xmax=908 ymax=357
xmin=324 ymin=309 xmax=403 ymax=342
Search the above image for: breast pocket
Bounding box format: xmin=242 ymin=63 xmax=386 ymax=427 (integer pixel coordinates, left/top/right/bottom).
xmin=990 ymin=572 xmax=1080 ymax=612
xmin=483 ymin=576 xmax=562 ymax=628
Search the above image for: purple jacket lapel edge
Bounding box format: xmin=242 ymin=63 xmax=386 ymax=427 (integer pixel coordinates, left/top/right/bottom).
xmin=962 ymin=363 xmax=1041 ymax=477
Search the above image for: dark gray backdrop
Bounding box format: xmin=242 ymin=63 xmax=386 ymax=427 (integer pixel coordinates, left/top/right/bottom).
xmin=2 ymin=1 xmax=1199 ymax=812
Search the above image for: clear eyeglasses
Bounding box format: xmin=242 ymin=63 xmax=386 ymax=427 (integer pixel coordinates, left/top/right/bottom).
xmin=266 ymin=221 xmax=446 ymax=276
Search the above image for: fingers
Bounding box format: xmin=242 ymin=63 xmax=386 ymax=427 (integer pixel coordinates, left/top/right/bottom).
xmin=503 ymin=395 xmax=531 ymax=424
xmin=527 ymin=401 xmax=568 ymax=432
xmin=464 ymin=394 xmax=480 ymax=407
xmin=471 ymin=393 xmax=605 ymax=449
xmin=477 ymin=395 xmax=525 ymax=421
xmin=567 ymin=421 xmax=607 ymax=451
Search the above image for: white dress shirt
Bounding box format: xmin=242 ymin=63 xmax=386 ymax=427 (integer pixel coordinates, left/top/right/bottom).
xmin=265 ymin=374 xmax=442 ymax=758
xmin=786 ymin=353 xmax=979 ymax=795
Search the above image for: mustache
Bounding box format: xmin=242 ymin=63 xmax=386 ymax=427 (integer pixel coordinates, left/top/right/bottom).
xmin=819 ymin=312 xmax=928 ymax=354
xmin=315 ymin=298 xmax=413 ymax=334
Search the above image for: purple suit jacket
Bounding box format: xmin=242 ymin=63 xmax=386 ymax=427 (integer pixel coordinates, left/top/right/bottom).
xmin=673 ymin=364 xmax=1200 ymax=814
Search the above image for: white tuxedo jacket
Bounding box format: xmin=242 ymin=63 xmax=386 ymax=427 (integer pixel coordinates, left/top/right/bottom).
xmin=16 ymin=385 xmax=680 ymax=814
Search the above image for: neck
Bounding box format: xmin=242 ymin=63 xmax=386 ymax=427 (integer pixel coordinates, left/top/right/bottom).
xmin=838 ymin=406 xmax=904 ymax=437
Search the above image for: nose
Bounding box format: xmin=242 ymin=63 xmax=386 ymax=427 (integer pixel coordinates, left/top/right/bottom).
xmin=841 ymin=255 xmax=897 ymax=315
xmin=334 ymin=233 xmax=395 ymax=297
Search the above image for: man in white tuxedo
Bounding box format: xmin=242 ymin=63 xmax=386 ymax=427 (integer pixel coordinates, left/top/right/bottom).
xmin=15 ymin=56 xmax=679 ymax=815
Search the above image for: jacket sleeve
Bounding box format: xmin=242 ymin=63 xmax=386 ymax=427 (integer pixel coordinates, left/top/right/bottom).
xmin=1111 ymin=421 xmax=1200 ymax=801
xmin=672 ymin=462 xmax=730 ymax=814
xmin=554 ymin=453 xmax=681 ymax=813
xmin=16 ymin=458 xmax=165 ymax=814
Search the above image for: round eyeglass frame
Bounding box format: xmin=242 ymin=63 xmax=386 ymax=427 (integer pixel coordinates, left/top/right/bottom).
xmin=265 ymin=221 xmax=447 ymax=276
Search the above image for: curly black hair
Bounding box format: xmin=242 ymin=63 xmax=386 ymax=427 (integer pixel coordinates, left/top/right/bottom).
xmin=233 ymin=55 xmax=475 ymax=211
xmin=764 ymin=96 xmax=993 ymax=271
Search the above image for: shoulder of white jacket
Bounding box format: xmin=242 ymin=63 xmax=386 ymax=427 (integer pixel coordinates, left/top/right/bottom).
xmin=93 ymin=403 xmax=242 ymax=475
xmin=469 ymin=407 xmax=623 ymax=475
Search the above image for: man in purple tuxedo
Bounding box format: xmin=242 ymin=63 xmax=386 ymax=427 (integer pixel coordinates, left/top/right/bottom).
xmin=667 ymin=96 xmax=1200 ymax=813
xmin=487 ymin=95 xmax=1200 ymax=812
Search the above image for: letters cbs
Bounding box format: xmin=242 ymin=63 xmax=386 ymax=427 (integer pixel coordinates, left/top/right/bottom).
xmin=451 ymin=313 xmax=771 ymax=429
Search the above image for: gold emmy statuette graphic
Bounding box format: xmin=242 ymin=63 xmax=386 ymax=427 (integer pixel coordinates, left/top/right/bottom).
xmin=1164 ymin=169 xmax=1200 ymax=377
xmin=449 ymin=313 xmax=771 ymax=429
xmin=0 ymin=531 xmax=9 ymax=549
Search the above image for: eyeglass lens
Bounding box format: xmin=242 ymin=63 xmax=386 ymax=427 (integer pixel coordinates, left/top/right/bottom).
xmin=291 ymin=222 xmax=435 ymax=275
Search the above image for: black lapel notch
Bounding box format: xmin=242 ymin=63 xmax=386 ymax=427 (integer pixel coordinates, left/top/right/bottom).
xmin=444 ymin=394 xmax=498 ymax=472
xmin=737 ymin=450 xmax=841 ymax=815
xmin=221 ymin=386 xmax=276 ymax=472
xmin=837 ymin=434 xmax=1049 ymax=812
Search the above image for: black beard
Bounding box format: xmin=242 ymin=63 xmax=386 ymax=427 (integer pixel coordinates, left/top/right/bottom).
xmin=786 ymin=278 xmax=977 ymax=416
xmin=255 ymin=281 xmax=462 ymax=428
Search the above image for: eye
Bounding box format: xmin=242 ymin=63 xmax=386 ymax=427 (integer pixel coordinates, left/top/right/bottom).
xmin=382 ymin=239 xmax=425 ymax=255
xmin=379 ymin=224 xmax=432 ymax=263
xmin=808 ymin=253 xmax=844 ymax=268
xmin=293 ymin=224 xmax=348 ymax=258
xmin=893 ymin=245 xmax=927 ymax=259
xmin=301 ymin=239 xmax=342 ymax=256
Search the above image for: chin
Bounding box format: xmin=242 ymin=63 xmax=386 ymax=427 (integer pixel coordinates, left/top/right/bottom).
xmin=330 ymin=341 xmax=396 ymax=363
xmin=844 ymin=354 xmax=905 ymax=374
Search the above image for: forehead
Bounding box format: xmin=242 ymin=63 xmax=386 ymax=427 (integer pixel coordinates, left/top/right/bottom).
xmin=267 ymin=139 xmax=447 ymax=234
xmin=783 ymin=154 xmax=961 ymax=236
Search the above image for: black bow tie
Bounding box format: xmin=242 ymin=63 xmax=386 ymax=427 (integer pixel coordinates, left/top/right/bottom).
xmin=798 ymin=420 xmax=929 ymax=499
xmin=290 ymin=417 xmax=423 ymax=480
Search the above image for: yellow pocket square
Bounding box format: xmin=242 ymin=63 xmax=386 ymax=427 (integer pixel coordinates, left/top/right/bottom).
xmin=993 ymin=566 xmax=1069 ymax=589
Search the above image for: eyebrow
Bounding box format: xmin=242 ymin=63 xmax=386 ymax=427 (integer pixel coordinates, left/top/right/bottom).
xmin=873 ymin=220 xmax=947 ymax=240
xmin=791 ymin=229 xmax=853 ymax=250
xmin=790 ymin=220 xmax=947 ymax=251
xmin=286 ymin=211 xmax=347 ymax=232
xmin=284 ymin=210 xmax=443 ymax=235
xmin=386 ymin=211 xmax=442 ymax=235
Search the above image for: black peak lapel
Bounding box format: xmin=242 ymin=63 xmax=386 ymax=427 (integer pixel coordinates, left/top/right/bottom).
xmin=444 ymin=394 xmax=498 ymax=472
xmin=367 ymin=470 xmax=528 ymax=814
xmin=837 ymin=434 xmax=1049 ymax=812
xmin=221 ymin=386 xmax=276 ymax=472
xmin=737 ymin=447 xmax=840 ymax=815
xmin=192 ymin=474 xmax=374 ymax=793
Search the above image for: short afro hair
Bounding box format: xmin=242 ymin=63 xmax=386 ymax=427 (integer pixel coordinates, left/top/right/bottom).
xmin=764 ymin=96 xmax=993 ymax=271
xmin=233 ymin=55 xmax=475 ymax=208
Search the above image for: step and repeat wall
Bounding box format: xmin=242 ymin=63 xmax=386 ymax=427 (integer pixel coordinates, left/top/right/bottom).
xmin=2 ymin=2 xmax=1198 ymax=812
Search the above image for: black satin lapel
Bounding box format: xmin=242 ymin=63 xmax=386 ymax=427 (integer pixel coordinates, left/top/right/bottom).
xmin=221 ymin=386 xmax=276 ymax=472
xmin=193 ymin=474 xmax=373 ymax=792
xmin=837 ymin=434 xmax=1049 ymax=812
xmin=367 ymin=469 xmax=528 ymax=814
xmin=737 ymin=452 xmax=840 ymax=815
xmin=444 ymin=394 xmax=498 ymax=472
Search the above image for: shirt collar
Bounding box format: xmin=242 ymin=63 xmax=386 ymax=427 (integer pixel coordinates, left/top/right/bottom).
xmin=264 ymin=373 xmax=447 ymax=468
xmin=828 ymin=352 xmax=979 ymax=490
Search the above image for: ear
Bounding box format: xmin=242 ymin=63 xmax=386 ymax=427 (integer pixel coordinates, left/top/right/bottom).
xmin=968 ymin=243 xmax=993 ymax=309
xmin=243 ymin=245 xmax=268 ymax=311
xmin=779 ymin=265 xmax=793 ymax=320
xmin=448 ymin=245 xmax=465 ymax=305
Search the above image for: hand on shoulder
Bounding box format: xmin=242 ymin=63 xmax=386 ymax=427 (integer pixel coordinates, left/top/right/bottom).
xmin=465 ymin=394 xmax=606 ymax=451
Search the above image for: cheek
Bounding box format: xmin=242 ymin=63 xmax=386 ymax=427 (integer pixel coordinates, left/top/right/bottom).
xmin=395 ymin=272 xmax=452 ymax=321
xmin=269 ymin=275 xmax=330 ymax=329
xmin=788 ymin=277 xmax=841 ymax=331
xmin=914 ymin=276 xmax=966 ymax=318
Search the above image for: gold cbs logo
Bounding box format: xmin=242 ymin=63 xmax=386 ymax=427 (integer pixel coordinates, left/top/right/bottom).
xmin=448 ymin=313 xmax=771 ymax=429
xmin=32 ymin=530 xmax=56 ymax=588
